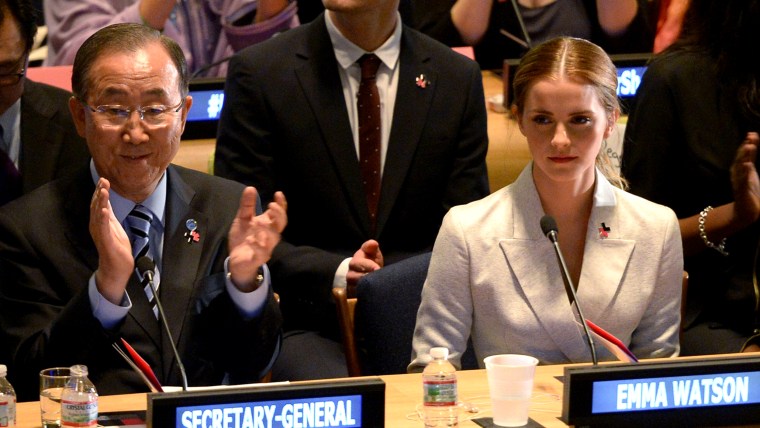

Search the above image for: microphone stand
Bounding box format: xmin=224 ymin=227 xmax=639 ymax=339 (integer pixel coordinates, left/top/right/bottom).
xmin=541 ymin=217 xmax=598 ymax=365
xmin=191 ymin=55 xmax=233 ymax=79
xmin=510 ymin=0 xmax=533 ymax=49
xmin=138 ymin=257 xmax=189 ymax=390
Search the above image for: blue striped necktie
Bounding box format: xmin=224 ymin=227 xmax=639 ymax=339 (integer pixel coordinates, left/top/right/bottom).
xmin=127 ymin=205 xmax=159 ymax=318
xmin=128 ymin=205 xmax=153 ymax=260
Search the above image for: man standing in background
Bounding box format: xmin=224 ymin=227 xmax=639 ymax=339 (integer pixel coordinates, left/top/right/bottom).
xmin=215 ymin=0 xmax=489 ymax=379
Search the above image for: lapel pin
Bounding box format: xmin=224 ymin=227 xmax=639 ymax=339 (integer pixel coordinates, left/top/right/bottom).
xmin=598 ymin=222 xmax=611 ymax=239
xmin=184 ymin=218 xmax=200 ymax=243
xmin=415 ymin=74 xmax=429 ymax=89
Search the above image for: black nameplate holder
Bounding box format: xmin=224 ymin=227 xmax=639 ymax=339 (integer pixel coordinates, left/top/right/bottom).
xmin=147 ymin=377 xmax=385 ymax=428
xmin=562 ymin=355 xmax=760 ymax=427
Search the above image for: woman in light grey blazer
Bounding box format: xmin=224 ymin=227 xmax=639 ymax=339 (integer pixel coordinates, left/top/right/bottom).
xmin=410 ymin=37 xmax=683 ymax=370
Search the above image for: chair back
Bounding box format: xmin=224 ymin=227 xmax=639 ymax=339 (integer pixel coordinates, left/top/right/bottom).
xmin=355 ymin=252 xmax=432 ymax=375
xmin=332 ymin=286 xmax=360 ymax=376
xmin=336 ymin=252 xmax=478 ymax=376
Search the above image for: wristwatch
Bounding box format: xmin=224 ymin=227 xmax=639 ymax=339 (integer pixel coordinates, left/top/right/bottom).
xmin=227 ymin=267 xmax=265 ymax=290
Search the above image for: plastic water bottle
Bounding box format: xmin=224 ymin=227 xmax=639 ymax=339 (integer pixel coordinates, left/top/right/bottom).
xmin=61 ymin=365 xmax=98 ymax=427
xmin=422 ymin=347 xmax=459 ymax=427
xmin=0 ymin=364 xmax=16 ymax=427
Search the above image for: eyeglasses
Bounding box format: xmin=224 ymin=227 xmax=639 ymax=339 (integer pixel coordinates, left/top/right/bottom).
xmin=0 ymin=55 xmax=26 ymax=86
xmin=80 ymin=98 xmax=185 ymax=127
xmin=0 ymin=67 xmax=25 ymax=86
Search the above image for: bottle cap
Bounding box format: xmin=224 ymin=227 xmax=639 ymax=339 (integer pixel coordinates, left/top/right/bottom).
xmin=430 ymin=347 xmax=449 ymax=359
xmin=70 ymin=364 xmax=88 ymax=377
xmin=0 ymin=364 xmax=5 ymax=376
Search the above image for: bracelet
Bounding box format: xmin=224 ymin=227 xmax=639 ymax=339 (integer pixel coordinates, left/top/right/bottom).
xmin=698 ymin=206 xmax=729 ymax=256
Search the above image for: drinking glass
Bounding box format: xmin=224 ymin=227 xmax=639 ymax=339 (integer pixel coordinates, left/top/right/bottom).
xmin=40 ymin=367 xmax=70 ymax=428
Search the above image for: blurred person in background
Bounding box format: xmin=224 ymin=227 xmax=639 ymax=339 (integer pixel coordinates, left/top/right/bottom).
xmin=623 ymin=0 xmax=760 ymax=355
xmin=407 ymin=0 xmax=656 ymax=70
xmin=44 ymin=0 xmax=299 ymax=77
xmin=653 ymin=0 xmax=689 ymax=53
xmin=214 ymin=0 xmax=490 ymax=379
xmin=0 ymin=0 xmax=88 ymax=206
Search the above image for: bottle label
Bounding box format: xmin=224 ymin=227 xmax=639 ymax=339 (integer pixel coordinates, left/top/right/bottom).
xmin=0 ymin=399 xmax=15 ymax=427
xmin=61 ymin=399 xmax=98 ymax=427
xmin=423 ymin=379 xmax=457 ymax=406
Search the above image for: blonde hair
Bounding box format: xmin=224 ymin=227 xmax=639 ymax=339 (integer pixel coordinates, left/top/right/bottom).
xmin=512 ymin=37 xmax=627 ymax=189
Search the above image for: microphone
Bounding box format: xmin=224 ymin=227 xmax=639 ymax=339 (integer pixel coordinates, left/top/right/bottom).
xmin=508 ymin=0 xmax=533 ymax=50
xmin=135 ymin=256 xmax=154 ymax=284
xmin=136 ymin=256 xmax=189 ymax=390
xmin=539 ymin=215 xmax=598 ymax=365
xmin=190 ymin=55 xmax=233 ymax=79
xmin=539 ymin=216 xmax=574 ymax=304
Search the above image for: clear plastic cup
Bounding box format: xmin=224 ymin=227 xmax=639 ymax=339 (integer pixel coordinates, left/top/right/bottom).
xmin=484 ymin=354 xmax=539 ymax=427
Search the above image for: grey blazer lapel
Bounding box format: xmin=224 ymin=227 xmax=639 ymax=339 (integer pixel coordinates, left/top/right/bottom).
xmin=293 ymin=21 xmax=371 ymax=233
xmin=577 ymin=208 xmax=635 ymax=321
xmin=497 ymin=166 xmax=595 ymax=362
xmin=377 ymin=29 xmax=437 ymax=236
xmin=499 ymin=239 xmax=589 ymax=362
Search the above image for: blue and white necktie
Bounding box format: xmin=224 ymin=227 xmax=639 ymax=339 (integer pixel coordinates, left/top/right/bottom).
xmin=127 ymin=205 xmax=159 ymax=318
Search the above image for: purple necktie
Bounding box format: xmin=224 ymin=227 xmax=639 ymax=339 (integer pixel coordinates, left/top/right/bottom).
xmin=357 ymin=54 xmax=382 ymax=231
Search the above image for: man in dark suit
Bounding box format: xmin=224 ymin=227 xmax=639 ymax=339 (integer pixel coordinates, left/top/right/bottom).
xmin=0 ymin=23 xmax=286 ymax=401
xmin=214 ymin=0 xmax=489 ymax=378
xmin=0 ymin=0 xmax=88 ymax=206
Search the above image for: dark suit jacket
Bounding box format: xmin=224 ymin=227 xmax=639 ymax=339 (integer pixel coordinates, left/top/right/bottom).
xmin=623 ymin=50 xmax=760 ymax=337
xmin=0 ymin=164 xmax=282 ymax=401
xmin=19 ymin=79 xmax=89 ymax=194
xmin=214 ymin=16 xmax=489 ymax=333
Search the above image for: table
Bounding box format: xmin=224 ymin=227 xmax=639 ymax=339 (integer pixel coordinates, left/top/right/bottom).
xmin=15 ymin=366 xmax=566 ymax=427
xmin=382 ymin=365 xmax=566 ymax=427
xmin=17 ymin=354 xmax=760 ymax=427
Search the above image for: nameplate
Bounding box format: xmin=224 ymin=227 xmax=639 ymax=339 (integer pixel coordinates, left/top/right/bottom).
xmin=183 ymin=78 xmax=226 ymax=140
xmin=562 ymin=355 xmax=760 ymax=427
xmin=147 ymin=378 xmax=385 ymax=428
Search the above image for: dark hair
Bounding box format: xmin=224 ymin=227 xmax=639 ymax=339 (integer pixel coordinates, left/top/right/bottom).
xmin=71 ymin=23 xmax=189 ymax=102
xmin=669 ymin=0 xmax=760 ymax=122
xmin=512 ymin=37 xmax=626 ymax=189
xmin=0 ymin=0 xmax=39 ymax=53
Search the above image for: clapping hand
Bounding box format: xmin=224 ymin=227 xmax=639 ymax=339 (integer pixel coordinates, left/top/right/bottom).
xmin=227 ymin=188 xmax=287 ymax=292
xmin=731 ymin=132 xmax=760 ymax=229
xmin=89 ymin=178 xmax=134 ymax=304
xmin=346 ymin=239 xmax=384 ymax=288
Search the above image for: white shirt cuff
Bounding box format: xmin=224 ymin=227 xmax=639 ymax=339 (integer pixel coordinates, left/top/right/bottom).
xmin=333 ymin=258 xmax=351 ymax=288
xmin=224 ymin=257 xmax=270 ymax=319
